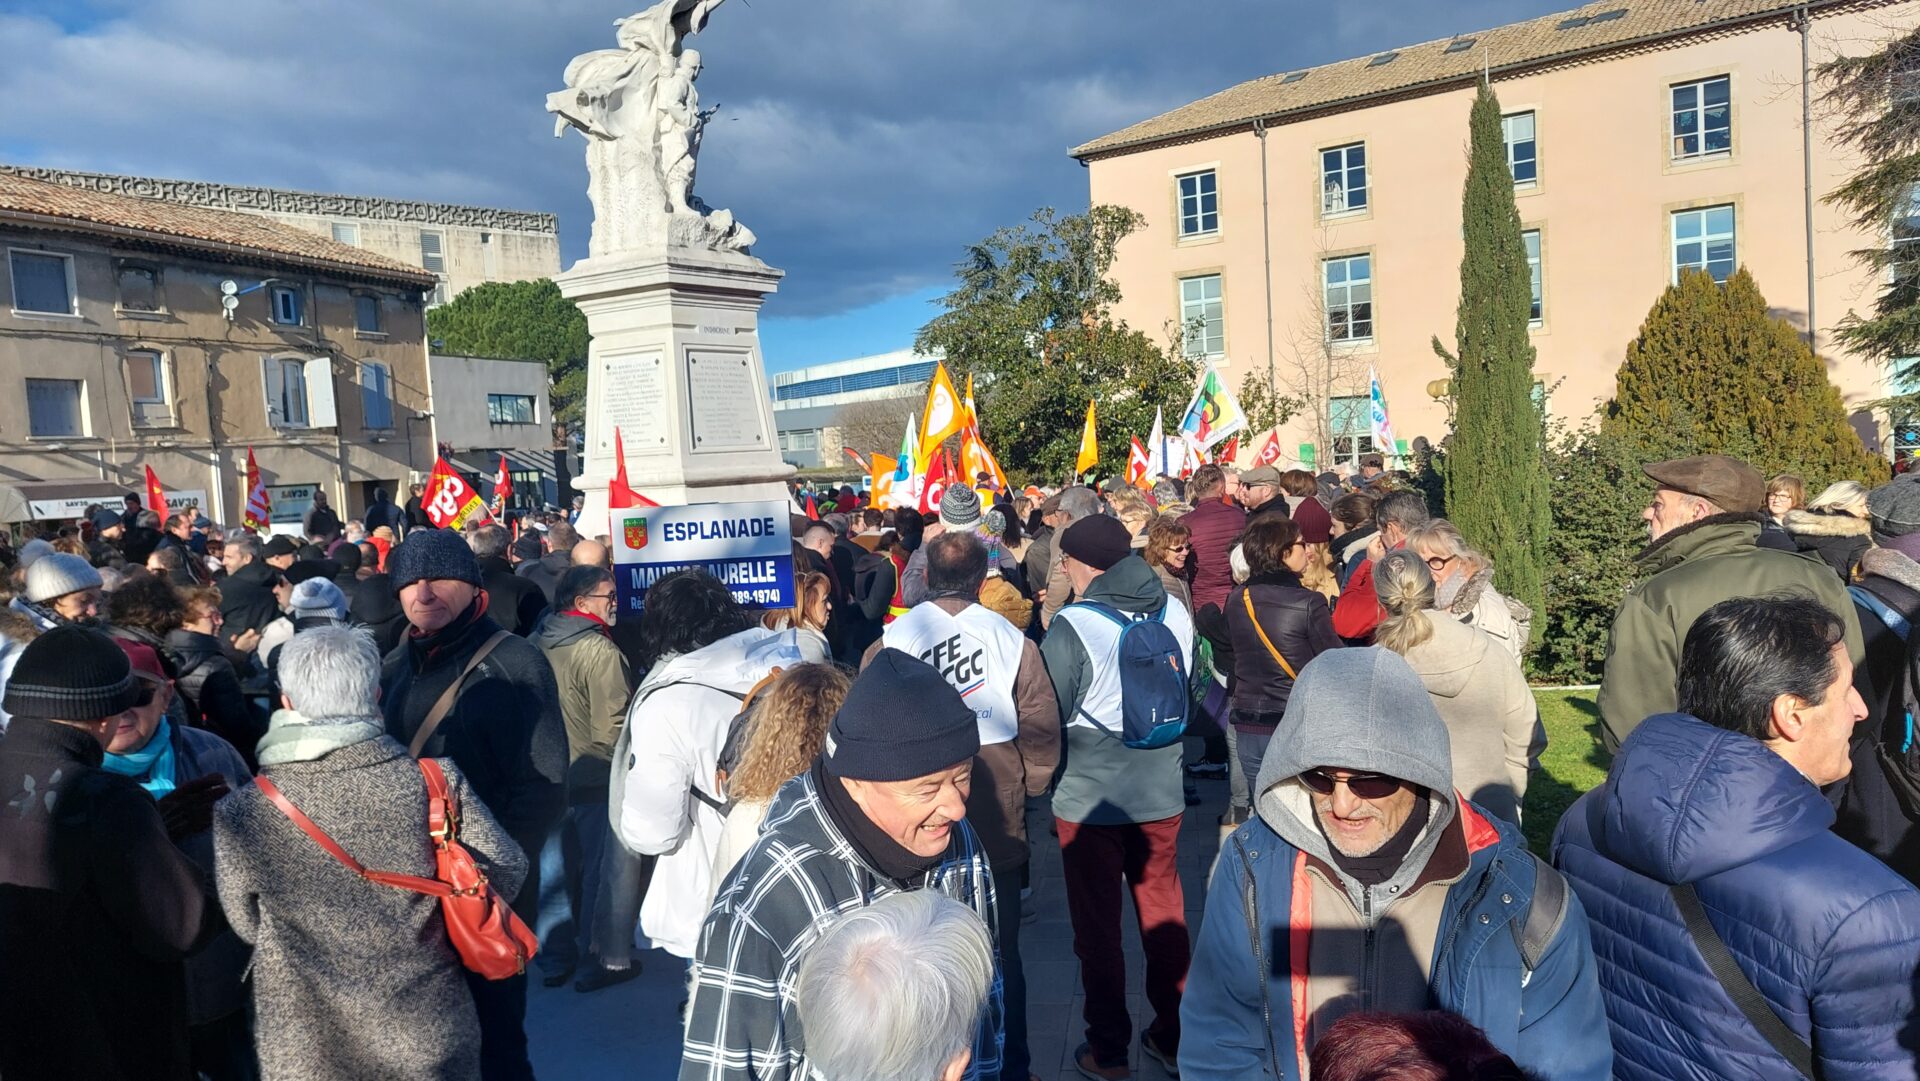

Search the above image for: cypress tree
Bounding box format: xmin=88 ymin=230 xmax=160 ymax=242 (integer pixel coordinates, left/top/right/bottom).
xmin=1436 ymin=82 xmax=1548 ymax=646
xmin=1603 ymin=267 xmax=1889 ymax=488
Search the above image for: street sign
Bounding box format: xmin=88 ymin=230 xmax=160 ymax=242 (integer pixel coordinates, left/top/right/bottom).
xmin=611 ymin=499 xmax=794 ymax=613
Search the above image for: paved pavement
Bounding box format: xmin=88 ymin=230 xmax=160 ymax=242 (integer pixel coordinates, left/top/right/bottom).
xmin=527 ymin=773 xmax=1232 ymax=1080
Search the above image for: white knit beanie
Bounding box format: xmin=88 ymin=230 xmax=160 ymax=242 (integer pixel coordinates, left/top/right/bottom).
xmin=25 ymin=553 xmax=103 ymax=603
xmin=287 ymin=577 xmax=348 ymax=620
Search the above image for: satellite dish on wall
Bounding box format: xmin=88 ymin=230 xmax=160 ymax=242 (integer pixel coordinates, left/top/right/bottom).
xmin=220 ymin=280 xmax=239 ymax=296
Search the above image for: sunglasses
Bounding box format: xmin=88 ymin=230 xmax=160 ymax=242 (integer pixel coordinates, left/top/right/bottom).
xmin=1299 ymin=768 xmax=1404 ymax=800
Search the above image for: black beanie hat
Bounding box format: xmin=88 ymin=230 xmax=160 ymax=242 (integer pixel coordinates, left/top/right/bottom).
xmin=1060 ymin=514 xmax=1132 ymax=571
xmin=825 ymin=649 xmax=980 ymax=782
xmin=4 ymin=625 xmax=143 ymax=722
xmin=388 ymin=528 xmax=484 ymax=592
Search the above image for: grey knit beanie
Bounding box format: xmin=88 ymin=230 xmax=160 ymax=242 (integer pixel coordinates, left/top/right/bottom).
xmin=387 ymin=528 xmax=483 ymax=592
xmin=16 ymin=538 xmax=54 ymax=570
xmin=288 ymin=578 xmax=348 ymax=620
xmin=939 ymin=484 xmax=982 ymax=531
xmin=1869 ymin=475 xmax=1920 ymax=541
xmin=26 ymin=553 xmax=103 ymax=603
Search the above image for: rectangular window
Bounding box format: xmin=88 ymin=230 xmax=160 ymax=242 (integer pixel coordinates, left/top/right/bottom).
xmin=1179 ymin=274 xmax=1224 ymax=359
xmin=1524 ymin=229 xmax=1543 ymax=323
xmin=487 ymin=393 xmax=536 ymax=425
xmin=1671 ymin=75 xmax=1732 ymax=160
xmin=117 ymin=265 xmax=160 ymax=312
xmin=1323 ymin=254 xmax=1374 ymax=342
xmin=331 ymin=222 xmax=359 ymax=245
xmin=1672 ymin=204 xmax=1736 ymax=283
xmin=354 ymin=294 xmax=381 ymax=333
xmin=279 ymin=359 xmax=308 ymax=427
xmin=428 ymin=280 xmax=449 ymax=307
xmin=419 ymin=230 xmax=445 ymax=273
xmin=1320 ymin=142 xmax=1368 ymax=216
xmin=25 ymin=378 xmax=84 ymax=437
xmin=1503 ymin=111 xmax=1537 ymax=186
xmin=1177 ymin=170 xmax=1219 ymax=237
xmin=360 ymin=362 xmax=393 ymax=429
xmin=127 ymin=350 xmax=170 ymax=427
xmin=9 ymin=250 xmax=74 ymax=315
xmin=270 ymin=285 xmax=303 ymax=326
xmin=1329 ymin=394 xmax=1376 ymax=466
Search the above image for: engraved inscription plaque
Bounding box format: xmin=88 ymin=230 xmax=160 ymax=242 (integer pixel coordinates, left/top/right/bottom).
xmin=599 ymin=351 xmax=670 ymax=456
xmin=687 ymin=350 xmax=767 ymax=451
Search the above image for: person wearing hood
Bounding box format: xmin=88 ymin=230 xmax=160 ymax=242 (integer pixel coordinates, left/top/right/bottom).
xmin=1182 ymin=647 xmax=1610 ymax=1081
xmin=681 ymin=649 xmax=1001 ymax=1081
xmin=529 ymin=565 xmax=643 ymax=993
xmin=10 ymin=551 xmax=105 ymax=631
xmin=0 ymin=626 xmax=219 ymax=1081
xmin=215 ymin=625 xmax=526 ymax=1081
xmin=363 ymin=486 xmax=404 ymax=536
xmin=1596 ymin=455 xmax=1864 ymax=751
xmin=1043 ymin=515 xmax=1194 ymax=1081
xmin=1782 ymin=479 xmax=1873 ymax=582
xmin=1556 ymin=595 xmax=1920 ymax=1081
xmin=1830 ymin=474 xmax=1920 ymax=885
xmin=102 ymin=641 xmax=252 ymax=1081
xmin=609 ymin=569 xmax=807 ymax=963
xmin=378 ymin=528 xmax=565 ymax=1081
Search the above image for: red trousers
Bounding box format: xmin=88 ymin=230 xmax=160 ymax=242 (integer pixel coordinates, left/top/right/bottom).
xmin=1055 ymin=814 xmax=1190 ymax=1063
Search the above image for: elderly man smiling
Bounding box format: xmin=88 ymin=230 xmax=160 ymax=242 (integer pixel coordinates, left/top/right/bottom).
xmin=680 ymin=649 xmax=1001 ymax=1081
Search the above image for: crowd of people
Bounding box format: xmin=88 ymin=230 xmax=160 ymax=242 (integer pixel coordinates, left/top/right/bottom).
xmin=6 ymin=446 xmax=1920 ymax=1081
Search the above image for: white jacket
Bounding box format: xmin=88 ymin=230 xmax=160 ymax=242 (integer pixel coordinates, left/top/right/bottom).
xmin=610 ymin=625 xmax=807 ymax=958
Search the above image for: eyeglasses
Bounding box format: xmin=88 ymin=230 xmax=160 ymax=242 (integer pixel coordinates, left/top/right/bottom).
xmin=582 ymin=592 xmax=617 ymax=603
xmin=1424 ymin=554 xmax=1456 ymax=572
xmin=1299 ymin=768 xmax=1404 ymax=800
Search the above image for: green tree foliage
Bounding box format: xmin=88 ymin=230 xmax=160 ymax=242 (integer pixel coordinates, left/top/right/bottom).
xmin=425 ymin=279 xmax=589 ymax=432
xmin=1239 ymin=361 xmax=1302 ymax=437
xmin=916 ymin=206 xmax=1195 ymax=481
xmin=1435 ymin=82 xmax=1549 ymax=645
xmin=1602 ymin=267 xmax=1888 ymax=487
xmin=1820 ymin=29 xmax=1920 ymax=386
xmin=1531 ymin=422 xmax=1648 ymax=683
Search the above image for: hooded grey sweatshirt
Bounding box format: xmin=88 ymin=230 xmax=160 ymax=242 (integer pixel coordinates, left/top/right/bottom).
xmin=1252 ymin=647 xmax=1467 ymax=1035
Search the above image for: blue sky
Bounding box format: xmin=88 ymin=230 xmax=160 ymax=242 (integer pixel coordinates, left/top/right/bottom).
xmin=0 ymin=0 xmax=1577 ymax=372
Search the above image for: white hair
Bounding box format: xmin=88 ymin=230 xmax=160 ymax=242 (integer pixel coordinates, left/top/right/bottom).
xmin=796 ymin=891 xmax=993 ymax=1081
xmin=277 ymin=624 xmax=382 ymax=721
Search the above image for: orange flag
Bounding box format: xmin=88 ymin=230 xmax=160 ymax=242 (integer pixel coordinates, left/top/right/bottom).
xmin=608 ymin=427 xmax=659 ymax=511
xmin=1075 ymin=400 xmax=1099 ymax=475
xmin=917 ymin=363 xmax=967 ymax=467
xmin=143 ymin=466 xmax=168 ymax=519
xmin=1126 ymin=437 xmax=1150 ymax=488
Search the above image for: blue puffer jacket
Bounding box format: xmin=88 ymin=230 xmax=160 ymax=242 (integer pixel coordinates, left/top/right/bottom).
xmin=1554 ymin=712 xmax=1920 ymax=1081
xmin=1181 ymin=802 xmax=1612 ymax=1081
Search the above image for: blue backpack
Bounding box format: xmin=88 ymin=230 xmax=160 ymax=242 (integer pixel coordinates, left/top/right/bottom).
xmin=1068 ymin=601 xmax=1189 ymax=749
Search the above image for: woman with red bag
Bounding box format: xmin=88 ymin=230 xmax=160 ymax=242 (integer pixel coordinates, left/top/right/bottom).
xmin=213 ymin=625 xmax=529 ymax=1081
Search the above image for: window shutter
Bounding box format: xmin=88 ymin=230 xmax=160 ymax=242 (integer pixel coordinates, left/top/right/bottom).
xmin=305 ymin=357 xmax=338 ymax=428
xmin=262 ymin=357 xmax=285 ymax=427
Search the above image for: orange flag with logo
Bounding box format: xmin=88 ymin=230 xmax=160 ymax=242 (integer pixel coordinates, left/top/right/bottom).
xmin=1075 ymin=400 xmax=1099 ymax=475
xmin=917 ymin=363 xmax=967 ymax=468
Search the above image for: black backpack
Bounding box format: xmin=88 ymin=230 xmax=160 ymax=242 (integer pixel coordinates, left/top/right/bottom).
xmin=693 ymin=669 xmax=785 ymax=815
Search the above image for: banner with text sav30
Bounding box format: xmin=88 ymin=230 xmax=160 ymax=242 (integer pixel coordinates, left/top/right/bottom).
xmin=612 ymin=500 xmax=795 ymax=614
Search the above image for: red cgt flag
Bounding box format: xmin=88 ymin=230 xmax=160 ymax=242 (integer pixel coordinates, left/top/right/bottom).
xmin=242 ymin=448 xmax=271 ymax=531
xmin=423 ymin=457 xmax=490 ymax=530
xmin=1254 ymin=431 xmax=1283 ymax=467
xmin=143 ymin=466 xmax=169 ymax=519
xmin=489 ymin=454 xmax=512 ymax=519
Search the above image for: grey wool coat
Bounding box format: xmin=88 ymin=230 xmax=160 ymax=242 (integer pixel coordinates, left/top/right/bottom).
xmin=212 ymin=734 xmax=528 ymax=1081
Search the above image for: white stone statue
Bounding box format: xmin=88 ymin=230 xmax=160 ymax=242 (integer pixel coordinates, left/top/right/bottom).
xmin=548 ymin=0 xmax=756 ymax=257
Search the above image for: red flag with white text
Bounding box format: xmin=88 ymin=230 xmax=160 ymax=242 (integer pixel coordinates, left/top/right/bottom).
xmin=243 ymin=448 xmax=271 ymax=532
xmin=489 ymin=454 xmax=512 ymax=519
xmin=423 ymin=457 xmax=490 ymax=530
xmin=1254 ymin=431 xmax=1283 ymax=467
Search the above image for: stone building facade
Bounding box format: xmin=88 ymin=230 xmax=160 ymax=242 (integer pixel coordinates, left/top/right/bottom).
xmin=0 ymin=165 xmax=560 ymax=307
xmin=0 ymin=170 xmax=438 ymax=527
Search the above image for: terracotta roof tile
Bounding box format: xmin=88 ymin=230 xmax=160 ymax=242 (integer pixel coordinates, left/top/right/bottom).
xmin=0 ymin=171 xmax=436 ymax=285
xmin=1072 ymin=0 xmax=1858 ymax=159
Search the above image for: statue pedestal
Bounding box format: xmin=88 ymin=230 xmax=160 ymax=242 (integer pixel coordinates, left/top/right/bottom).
xmin=557 ymin=247 xmax=795 ymax=537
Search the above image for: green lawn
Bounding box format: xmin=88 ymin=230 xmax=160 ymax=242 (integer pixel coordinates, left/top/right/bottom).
xmin=1522 ymin=689 xmax=1612 ymax=855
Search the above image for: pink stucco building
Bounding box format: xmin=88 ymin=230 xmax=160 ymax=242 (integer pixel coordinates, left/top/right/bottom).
xmin=1074 ymin=0 xmax=1919 ymax=469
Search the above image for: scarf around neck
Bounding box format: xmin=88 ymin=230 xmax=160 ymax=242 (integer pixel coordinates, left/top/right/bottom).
xmin=101 ymin=716 xmax=178 ymax=797
xmin=811 ymin=757 xmax=946 ymax=889
xmin=255 ymin=708 xmax=386 ymax=766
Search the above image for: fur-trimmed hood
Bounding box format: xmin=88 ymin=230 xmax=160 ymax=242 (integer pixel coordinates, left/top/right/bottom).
xmin=1783 ymin=508 xmax=1872 ymax=539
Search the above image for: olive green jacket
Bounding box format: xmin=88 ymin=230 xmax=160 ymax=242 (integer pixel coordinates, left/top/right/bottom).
xmin=1596 ymin=514 xmax=1864 ymax=752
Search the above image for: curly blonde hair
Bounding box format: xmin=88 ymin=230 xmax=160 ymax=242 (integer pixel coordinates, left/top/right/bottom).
xmin=727 ymin=663 xmax=851 ymax=804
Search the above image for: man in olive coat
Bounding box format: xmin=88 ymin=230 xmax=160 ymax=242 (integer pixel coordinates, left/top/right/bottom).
xmin=1597 ymin=455 xmax=1864 ymax=751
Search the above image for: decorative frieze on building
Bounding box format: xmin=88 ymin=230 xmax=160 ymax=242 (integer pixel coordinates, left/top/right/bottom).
xmin=0 ymin=165 xmax=557 ymax=235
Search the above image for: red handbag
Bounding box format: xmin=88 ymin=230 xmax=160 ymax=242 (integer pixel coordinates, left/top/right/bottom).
xmin=254 ymin=757 xmax=539 ymax=980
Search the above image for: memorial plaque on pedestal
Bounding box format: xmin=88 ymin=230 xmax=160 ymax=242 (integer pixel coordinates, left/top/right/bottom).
xmin=598 ymin=351 xmax=671 ymax=456
xmin=687 ymin=350 xmax=768 ymax=452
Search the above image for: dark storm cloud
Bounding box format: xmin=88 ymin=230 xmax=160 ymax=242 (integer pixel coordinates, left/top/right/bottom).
xmin=0 ymin=0 xmax=1561 ymax=316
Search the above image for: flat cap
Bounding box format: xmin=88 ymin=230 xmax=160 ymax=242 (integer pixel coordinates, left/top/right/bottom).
xmin=1643 ymin=455 xmax=1764 ymax=514
xmin=1240 ymin=465 xmax=1284 ymax=486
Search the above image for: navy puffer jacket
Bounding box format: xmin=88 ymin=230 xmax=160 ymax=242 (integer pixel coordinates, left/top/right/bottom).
xmin=1553 ymin=712 xmax=1920 ymax=1081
